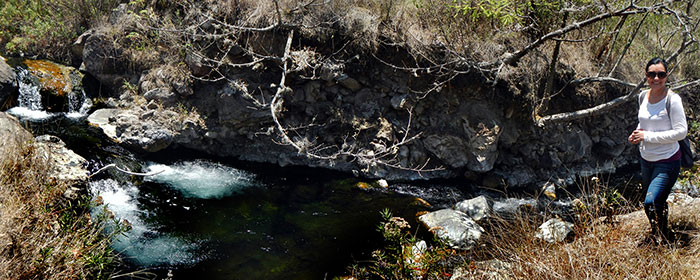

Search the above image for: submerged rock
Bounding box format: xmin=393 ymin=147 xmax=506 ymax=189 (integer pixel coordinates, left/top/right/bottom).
xmin=418 ymin=209 xmax=484 ymax=249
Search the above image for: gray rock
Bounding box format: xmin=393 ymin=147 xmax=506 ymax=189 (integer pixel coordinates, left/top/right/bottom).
xmin=337 ymin=74 xmax=362 ymax=91
xmin=82 ymin=31 xmax=130 ymax=91
xmin=672 ymin=181 xmax=700 ymax=197
xmin=0 ymin=57 xmax=16 ymax=109
xmin=597 ymin=136 xmax=625 ymax=157
xmin=418 ymin=209 xmax=484 ymax=249
xmin=71 ymin=29 xmax=94 ymax=62
xmin=0 ymin=113 xmax=32 ymax=156
xmin=492 ymin=198 xmax=538 ymax=217
xmin=143 ymin=88 xmax=177 ymax=106
xmin=455 ymin=195 xmax=491 ymax=222
xmin=423 ymin=135 xmax=469 ymax=168
xmin=122 ymin=128 xmax=173 ymax=152
xmin=558 ymin=128 xmax=593 ymax=162
xmin=185 ymin=51 xmax=210 ymax=77
xmin=34 ymin=135 xmax=88 ymax=184
xmin=87 ymin=108 xmax=122 ymax=140
xmin=535 ymin=218 xmax=574 ymax=243
xmin=668 ymin=192 xmax=696 ymax=205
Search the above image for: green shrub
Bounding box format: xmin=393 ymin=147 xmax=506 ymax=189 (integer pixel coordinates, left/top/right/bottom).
xmin=0 ymin=0 xmax=120 ymax=62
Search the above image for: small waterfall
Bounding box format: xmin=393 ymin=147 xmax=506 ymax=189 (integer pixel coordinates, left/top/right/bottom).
xmin=66 ymin=89 xmax=92 ymax=118
xmin=9 ymin=65 xmax=92 ymax=120
xmin=16 ymin=67 xmax=42 ymax=110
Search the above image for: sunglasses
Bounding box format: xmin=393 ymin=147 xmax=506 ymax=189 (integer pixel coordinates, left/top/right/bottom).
xmin=646 ymin=71 xmax=667 ymax=79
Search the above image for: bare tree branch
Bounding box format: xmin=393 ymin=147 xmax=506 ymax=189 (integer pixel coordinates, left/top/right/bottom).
xmin=482 ymin=3 xmax=660 ymax=69
xmin=537 ymin=36 xmax=696 ymax=126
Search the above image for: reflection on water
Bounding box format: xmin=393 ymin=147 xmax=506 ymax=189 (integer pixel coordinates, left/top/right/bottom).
xmin=92 ymin=160 xmax=432 ymax=279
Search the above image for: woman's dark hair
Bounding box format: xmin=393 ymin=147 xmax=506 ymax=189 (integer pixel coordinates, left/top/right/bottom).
xmin=646 ymin=57 xmax=668 ymax=72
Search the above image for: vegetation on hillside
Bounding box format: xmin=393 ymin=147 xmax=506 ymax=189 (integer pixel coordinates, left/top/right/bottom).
xmin=0 ymin=0 xmax=119 ymax=61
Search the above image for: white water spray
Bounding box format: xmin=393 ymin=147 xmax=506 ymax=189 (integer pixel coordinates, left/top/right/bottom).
xmin=144 ymin=160 xmax=255 ymax=199
xmin=89 ymin=179 xmax=203 ymax=266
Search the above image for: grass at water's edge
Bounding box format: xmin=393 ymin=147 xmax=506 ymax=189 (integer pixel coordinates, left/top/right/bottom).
xmin=0 ymin=139 xmax=124 ymax=279
xmin=345 ymin=180 xmax=700 ymax=280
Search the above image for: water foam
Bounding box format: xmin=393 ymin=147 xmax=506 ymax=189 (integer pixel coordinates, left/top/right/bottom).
xmin=7 ymin=106 xmax=54 ymax=120
xmin=144 ymin=160 xmax=255 ymax=199
xmin=89 ymin=179 xmax=202 ymax=266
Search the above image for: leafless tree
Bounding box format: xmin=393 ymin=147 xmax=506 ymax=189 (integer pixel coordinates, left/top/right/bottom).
xmin=128 ymin=0 xmax=699 ymax=174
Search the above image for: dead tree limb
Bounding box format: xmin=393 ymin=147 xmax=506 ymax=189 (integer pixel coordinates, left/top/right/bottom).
xmin=608 ymin=13 xmax=648 ymax=76
xmin=537 ymin=36 xmax=696 ymax=127
xmin=482 ymin=3 xmax=659 ymax=69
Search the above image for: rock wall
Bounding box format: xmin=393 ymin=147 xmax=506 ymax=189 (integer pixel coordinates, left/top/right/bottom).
xmin=77 ymin=30 xmax=644 ymax=189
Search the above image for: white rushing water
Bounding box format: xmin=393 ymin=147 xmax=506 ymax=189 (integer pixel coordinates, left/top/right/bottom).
xmin=144 ymin=160 xmax=256 ymax=199
xmin=89 ymin=179 xmax=202 ymax=266
xmin=16 ymin=67 xmax=42 ymax=110
xmin=8 ymin=67 xmax=92 ymax=121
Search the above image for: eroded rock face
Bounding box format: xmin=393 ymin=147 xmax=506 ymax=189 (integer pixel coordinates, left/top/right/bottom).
xmin=0 ymin=113 xmax=88 ymax=186
xmin=81 ymin=30 xmax=131 ymax=92
xmin=87 ymin=100 xmax=205 ymax=153
xmin=71 ymin=28 xmax=648 ymax=185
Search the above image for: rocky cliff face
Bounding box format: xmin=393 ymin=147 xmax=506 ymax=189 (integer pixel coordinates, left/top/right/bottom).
xmin=75 ymin=29 xmax=646 ymax=189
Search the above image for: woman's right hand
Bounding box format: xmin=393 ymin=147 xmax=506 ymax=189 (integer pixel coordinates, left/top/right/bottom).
xmin=628 ymin=129 xmax=644 ymax=144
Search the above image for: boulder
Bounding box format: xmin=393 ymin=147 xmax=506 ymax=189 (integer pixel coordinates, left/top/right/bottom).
xmin=82 ymin=30 xmax=130 ymax=92
xmin=423 ymin=135 xmax=470 ymax=168
xmin=23 ymin=60 xmax=84 ymax=112
xmin=455 ymin=195 xmax=491 ymax=222
xmin=337 ymin=74 xmax=362 ymax=91
xmin=0 ymin=113 xmax=32 ymax=156
xmin=185 ymin=51 xmax=211 ymax=77
xmin=0 ymin=57 xmax=16 ymax=109
xmin=33 ymin=135 xmax=88 ymax=185
xmin=71 ymin=29 xmax=95 ymax=66
xmin=535 ymin=218 xmax=574 ymax=243
xmin=418 ymin=209 xmax=484 ymax=249
xmin=87 ymin=108 xmax=122 ymax=140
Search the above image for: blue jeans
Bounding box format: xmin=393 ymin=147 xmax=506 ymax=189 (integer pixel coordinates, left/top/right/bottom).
xmin=640 ymin=159 xmax=680 ymax=209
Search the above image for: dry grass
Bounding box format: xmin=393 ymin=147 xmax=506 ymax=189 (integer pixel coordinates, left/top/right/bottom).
xmin=473 ymin=195 xmax=700 ymax=280
xmin=0 ymin=136 xmax=119 ymax=279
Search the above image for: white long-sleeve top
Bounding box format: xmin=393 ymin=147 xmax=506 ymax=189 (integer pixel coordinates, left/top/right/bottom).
xmin=638 ymin=89 xmax=688 ymax=161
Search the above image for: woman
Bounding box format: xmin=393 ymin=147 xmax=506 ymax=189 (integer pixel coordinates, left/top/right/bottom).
xmin=628 ymin=57 xmax=687 ymax=243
